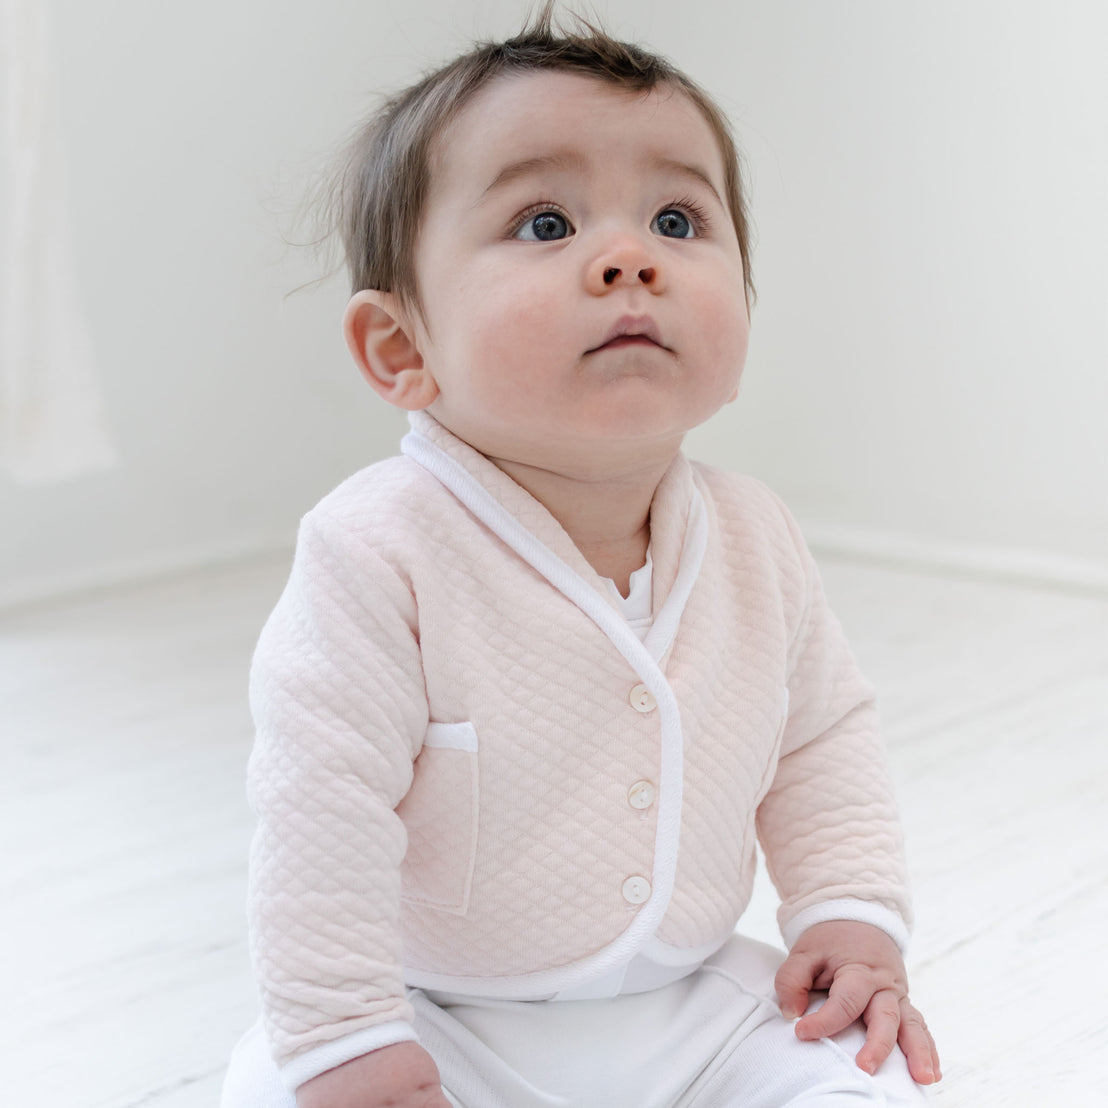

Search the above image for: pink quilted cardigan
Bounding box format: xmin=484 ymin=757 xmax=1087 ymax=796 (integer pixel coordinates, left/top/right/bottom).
xmin=247 ymin=412 xmax=911 ymax=1089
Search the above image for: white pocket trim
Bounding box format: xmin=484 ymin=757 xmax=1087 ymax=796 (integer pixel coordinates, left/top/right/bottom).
xmin=423 ymin=720 xmax=479 ymax=754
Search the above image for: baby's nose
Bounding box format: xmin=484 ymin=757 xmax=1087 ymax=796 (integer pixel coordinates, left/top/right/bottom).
xmin=603 ymin=266 xmax=656 ymax=285
xmin=588 ymin=238 xmax=665 ymax=294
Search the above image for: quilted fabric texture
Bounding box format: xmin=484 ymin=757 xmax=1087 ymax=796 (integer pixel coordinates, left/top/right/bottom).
xmin=247 ymin=412 xmax=910 ymax=1076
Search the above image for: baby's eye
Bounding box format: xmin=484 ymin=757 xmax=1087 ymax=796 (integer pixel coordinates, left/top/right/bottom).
xmin=514 ymin=211 xmax=572 ymax=242
xmin=652 ymin=208 xmax=695 ymax=239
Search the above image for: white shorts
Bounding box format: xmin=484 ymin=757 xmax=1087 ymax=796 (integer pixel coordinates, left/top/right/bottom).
xmin=222 ymin=935 xmax=929 ymax=1107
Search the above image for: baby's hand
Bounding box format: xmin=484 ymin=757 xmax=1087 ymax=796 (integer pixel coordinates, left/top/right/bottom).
xmin=296 ymin=1041 xmax=451 ymax=1108
xmin=774 ymin=920 xmax=941 ymax=1085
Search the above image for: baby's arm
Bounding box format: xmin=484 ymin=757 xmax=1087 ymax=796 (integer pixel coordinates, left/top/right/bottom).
xmin=297 ymin=1043 xmax=450 ymax=1108
xmin=248 ymin=511 xmax=431 ymax=1095
xmin=756 ymin=496 xmax=937 ymax=1080
xmin=756 ymin=506 xmax=912 ymax=949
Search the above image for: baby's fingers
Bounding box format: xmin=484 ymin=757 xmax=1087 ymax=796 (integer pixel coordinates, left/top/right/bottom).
xmin=854 ymin=989 xmax=902 ymax=1075
xmin=794 ymin=968 xmax=871 ymax=1041
xmin=898 ymin=1000 xmax=942 ymax=1085
xmin=774 ymin=950 xmax=817 ymax=1022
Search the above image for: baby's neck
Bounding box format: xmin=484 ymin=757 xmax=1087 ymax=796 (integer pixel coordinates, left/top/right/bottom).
xmin=576 ymin=526 xmax=650 ymax=599
xmin=490 ymin=455 xmax=664 ymax=596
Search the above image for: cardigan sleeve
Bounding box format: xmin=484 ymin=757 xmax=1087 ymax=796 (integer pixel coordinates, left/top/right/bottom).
xmin=754 ymin=503 xmax=913 ymax=951
xmin=246 ymin=508 xmax=429 ymax=1088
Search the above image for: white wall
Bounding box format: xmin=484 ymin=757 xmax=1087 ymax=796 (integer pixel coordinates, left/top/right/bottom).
xmin=683 ymin=0 xmax=1108 ymax=585
xmin=1 ymin=0 xmax=1104 ymax=605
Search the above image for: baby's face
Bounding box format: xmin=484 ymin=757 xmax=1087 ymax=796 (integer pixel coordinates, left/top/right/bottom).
xmin=410 ymin=70 xmax=750 ymax=477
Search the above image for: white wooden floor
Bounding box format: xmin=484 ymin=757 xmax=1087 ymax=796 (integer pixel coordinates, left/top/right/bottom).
xmin=3 ymin=553 xmax=1106 ymax=1107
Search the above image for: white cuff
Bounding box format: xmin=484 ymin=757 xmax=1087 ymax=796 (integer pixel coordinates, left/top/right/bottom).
xmin=782 ymin=899 xmax=910 ymax=954
xmin=279 ymin=1020 xmax=420 ymax=1092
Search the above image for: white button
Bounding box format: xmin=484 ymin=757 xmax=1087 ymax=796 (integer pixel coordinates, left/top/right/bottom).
xmin=629 ymin=684 xmax=656 ymax=713
xmin=628 ymin=780 xmax=656 ymax=810
xmin=622 ymin=876 xmax=652 ymax=905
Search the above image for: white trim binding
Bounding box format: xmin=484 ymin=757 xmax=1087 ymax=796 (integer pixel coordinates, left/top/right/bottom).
xmin=782 ymin=898 xmax=911 ymax=955
xmin=279 ymin=1019 xmax=420 ymax=1091
xmin=423 ymin=720 xmax=479 ymax=753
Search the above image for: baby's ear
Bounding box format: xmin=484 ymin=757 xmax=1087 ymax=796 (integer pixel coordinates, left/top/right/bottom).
xmin=343 ymin=291 xmax=439 ymax=410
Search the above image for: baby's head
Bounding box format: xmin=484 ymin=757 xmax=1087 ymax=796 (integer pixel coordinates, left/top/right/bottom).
xmin=331 ymin=4 xmax=754 ymax=317
xmin=334 ymin=3 xmax=754 ymax=470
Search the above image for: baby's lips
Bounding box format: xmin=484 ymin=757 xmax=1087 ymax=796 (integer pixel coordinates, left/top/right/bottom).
xmin=594 ymin=334 xmax=665 ymax=352
xmin=587 ymin=313 xmax=666 ymax=352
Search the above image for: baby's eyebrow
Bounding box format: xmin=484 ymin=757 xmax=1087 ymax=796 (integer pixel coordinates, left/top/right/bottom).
xmin=479 ymin=152 xmax=586 ymax=201
xmin=478 ymin=150 xmax=724 ymax=209
xmin=651 ymin=157 xmax=725 ymax=206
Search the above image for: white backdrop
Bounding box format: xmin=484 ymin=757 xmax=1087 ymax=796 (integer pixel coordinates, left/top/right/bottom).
xmin=1 ymin=0 xmax=1104 ymax=604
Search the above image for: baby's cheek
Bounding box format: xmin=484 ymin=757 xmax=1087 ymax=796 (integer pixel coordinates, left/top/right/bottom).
xmin=480 ymin=293 xmax=561 ymax=361
xmin=703 ymin=290 xmax=750 ymax=359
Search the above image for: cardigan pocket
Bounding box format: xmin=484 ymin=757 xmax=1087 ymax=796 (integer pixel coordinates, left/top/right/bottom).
xmin=397 ymin=721 xmax=480 ymax=915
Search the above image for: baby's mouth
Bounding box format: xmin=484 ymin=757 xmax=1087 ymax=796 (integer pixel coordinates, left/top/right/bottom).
xmin=586 ymin=315 xmax=667 ymax=354
xmin=596 ymin=335 xmax=661 ymax=351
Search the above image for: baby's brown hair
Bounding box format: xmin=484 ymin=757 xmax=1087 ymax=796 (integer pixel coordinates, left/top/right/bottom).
xmin=327 ymin=1 xmax=754 ymax=318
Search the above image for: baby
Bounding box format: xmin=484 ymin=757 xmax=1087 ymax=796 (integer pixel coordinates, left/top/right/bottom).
xmin=223 ymin=6 xmax=941 ymax=1107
